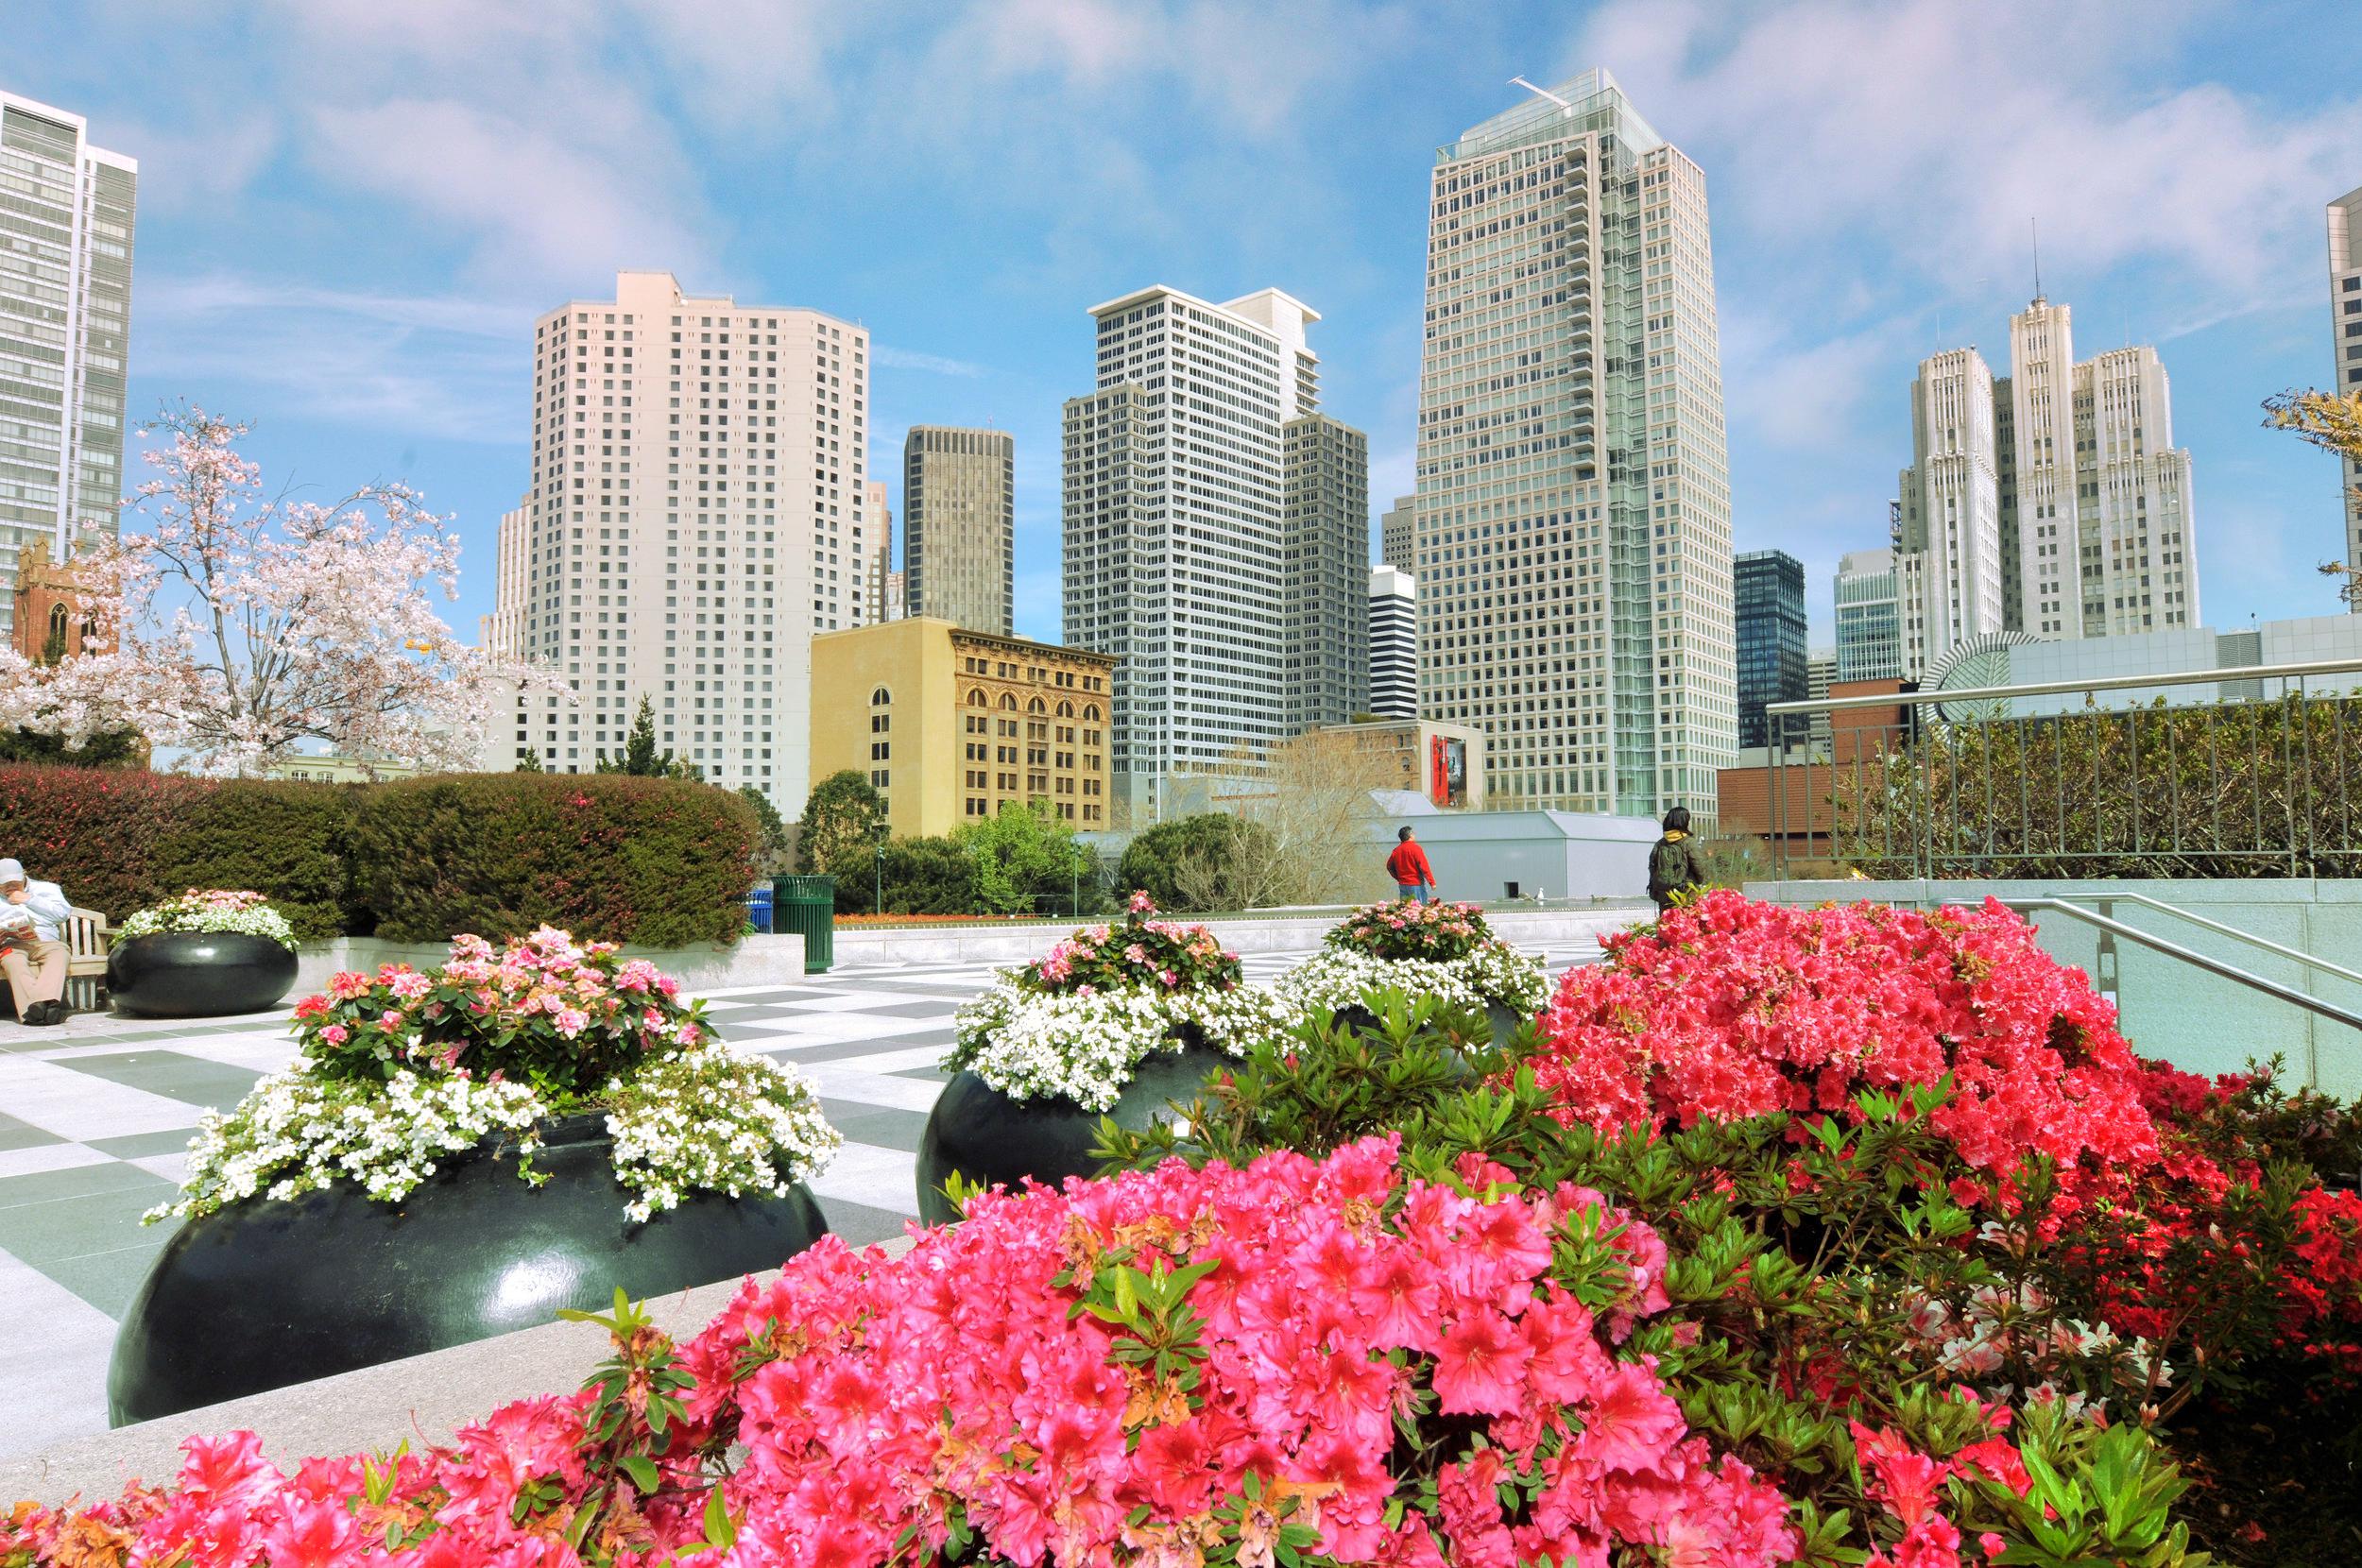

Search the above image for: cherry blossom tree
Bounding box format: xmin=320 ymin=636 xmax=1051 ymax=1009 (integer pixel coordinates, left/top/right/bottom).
xmin=0 ymin=406 xmax=553 ymax=775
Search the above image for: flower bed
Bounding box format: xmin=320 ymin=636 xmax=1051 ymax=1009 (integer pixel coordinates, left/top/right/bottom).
xmin=113 ymin=888 xmax=298 ymax=948
xmin=946 ymin=892 xmax=1292 ymax=1109
xmin=1276 ymin=897 xmax=1548 ymax=1020
xmin=160 ymin=927 xmax=838 ymax=1222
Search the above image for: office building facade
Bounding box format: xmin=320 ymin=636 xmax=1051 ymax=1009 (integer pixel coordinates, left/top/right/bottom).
xmin=1834 ymin=544 xmax=1903 ymax=683
xmin=864 ymin=478 xmax=893 ymax=622
xmin=1894 ymin=348 xmax=2006 ymax=676
xmin=1369 ymin=565 xmax=1417 ymax=720
xmin=1378 ymin=493 xmax=1416 ymax=571
xmin=487 ymin=270 xmax=868 ymax=810
xmin=1413 ymin=71 xmax=1736 ymax=824
xmin=809 ymin=617 xmax=1115 ymax=837
xmin=0 ymin=91 xmax=135 ymax=640
xmin=1734 ymin=549 xmax=1806 ymax=749
xmin=1062 ymin=284 xmax=1332 ymax=815
xmin=2332 ymin=187 xmax=2362 ymax=607
xmin=903 ymin=426 xmax=1012 ymax=635
xmin=1282 ymin=413 xmax=1370 ymax=731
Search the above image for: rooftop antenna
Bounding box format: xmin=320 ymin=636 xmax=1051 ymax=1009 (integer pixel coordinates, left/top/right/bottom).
xmin=2030 ymin=218 xmax=2044 ymax=304
xmin=1509 ymin=76 xmax=1575 ymax=116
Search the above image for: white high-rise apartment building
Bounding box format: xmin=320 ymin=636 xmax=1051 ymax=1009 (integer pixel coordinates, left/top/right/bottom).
xmin=1378 ymin=494 xmax=1416 ymax=572
xmin=2329 ymin=185 xmax=2362 ymax=608
xmin=0 ymin=91 xmax=136 ymax=639
xmin=488 ymin=270 xmax=867 ymax=810
xmin=1063 ymin=284 xmax=1326 ymax=815
xmin=1414 ymin=71 xmax=1735 ymax=824
xmin=1894 ymin=348 xmax=2005 ymax=676
xmin=1834 ymin=544 xmax=1904 ymax=683
xmin=2008 ymin=297 xmax=2198 ymax=639
xmin=1369 ymin=565 xmax=1417 ymax=720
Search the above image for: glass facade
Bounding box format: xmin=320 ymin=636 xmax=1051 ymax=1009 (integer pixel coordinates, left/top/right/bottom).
xmin=1734 ymin=549 xmax=1806 ymax=749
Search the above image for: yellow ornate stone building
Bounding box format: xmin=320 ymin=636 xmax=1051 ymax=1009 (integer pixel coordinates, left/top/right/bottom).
xmin=809 ymin=618 xmax=1117 ymax=838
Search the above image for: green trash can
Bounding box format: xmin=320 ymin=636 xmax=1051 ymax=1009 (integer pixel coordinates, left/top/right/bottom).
xmin=772 ymin=875 xmax=836 ymax=974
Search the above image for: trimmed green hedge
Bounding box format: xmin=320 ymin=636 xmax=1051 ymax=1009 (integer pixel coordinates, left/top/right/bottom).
xmin=0 ymin=766 xmax=757 ymax=947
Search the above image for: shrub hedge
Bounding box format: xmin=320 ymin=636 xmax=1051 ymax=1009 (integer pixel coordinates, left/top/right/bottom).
xmin=0 ymin=765 xmax=756 ymax=947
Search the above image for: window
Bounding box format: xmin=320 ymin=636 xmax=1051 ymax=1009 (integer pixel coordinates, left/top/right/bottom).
xmin=871 ymin=686 xmax=891 ymax=707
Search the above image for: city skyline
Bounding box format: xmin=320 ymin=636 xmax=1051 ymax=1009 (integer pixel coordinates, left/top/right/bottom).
xmin=10 ymin=6 xmax=2362 ymax=669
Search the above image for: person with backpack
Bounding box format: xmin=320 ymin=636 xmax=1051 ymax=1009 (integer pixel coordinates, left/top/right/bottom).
xmin=1385 ymin=825 xmax=1438 ymax=903
xmin=1646 ymin=807 xmax=1709 ymax=915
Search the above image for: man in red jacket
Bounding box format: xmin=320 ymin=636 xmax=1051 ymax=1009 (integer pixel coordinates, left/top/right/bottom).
xmin=1384 ymin=825 xmax=1438 ymax=903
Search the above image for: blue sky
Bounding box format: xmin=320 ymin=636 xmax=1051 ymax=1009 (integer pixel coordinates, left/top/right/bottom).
xmin=16 ymin=0 xmax=2362 ymax=648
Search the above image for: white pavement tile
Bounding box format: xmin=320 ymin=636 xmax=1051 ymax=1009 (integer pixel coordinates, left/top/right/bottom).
xmin=797 ymin=1065 xmax=944 ymax=1114
xmin=0 ymin=1059 xmax=209 ymax=1141
xmin=0 ymin=1143 xmax=111 ymax=1180
xmin=129 ymin=1152 xmax=190 ymax=1185
xmin=803 ymin=1141 xmax=919 ymax=1216
xmin=144 ymin=1037 xmax=300 ymax=1074
xmin=825 ymin=1046 xmax=953 ymax=1076
xmin=736 ymin=1013 xmax=941 ymax=1045
xmin=0 ymin=1252 xmax=118 ymax=1460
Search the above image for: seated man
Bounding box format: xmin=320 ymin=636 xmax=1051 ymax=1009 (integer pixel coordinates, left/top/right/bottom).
xmin=0 ymin=858 xmax=73 ymax=1027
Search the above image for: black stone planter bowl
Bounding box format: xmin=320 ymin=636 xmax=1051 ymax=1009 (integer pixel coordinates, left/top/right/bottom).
xmin=915 ymin=1035 xmax=1230 ymax=1226
xmin=109 ymin=1113 xmax=830 ymax=1426
xmin=107 ymin=930 xmax=300 ymax=1017
xmin=1324 ymin=997 xmax=1530 ymax=1052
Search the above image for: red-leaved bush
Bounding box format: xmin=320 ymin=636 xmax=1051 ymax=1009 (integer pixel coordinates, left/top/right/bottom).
xmin=1529 ymin=891 xmax=2160 ymax=1184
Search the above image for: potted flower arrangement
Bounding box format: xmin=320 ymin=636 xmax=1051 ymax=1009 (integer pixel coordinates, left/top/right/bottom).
xmin=106 ymin=889 xmax=301 ymax=1016
xmin=914 ymin=891 xmax=1293 ymax=1222
xmin=108 ymin=926 xmax=840 ymax=1426
xmin=1275 ymin=896 xmax=1548 ymax=1040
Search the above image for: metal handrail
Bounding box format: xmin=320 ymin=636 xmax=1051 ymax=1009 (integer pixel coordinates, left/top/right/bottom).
xmin=2000 ymin=898 xmax=2362 ymax=1086
xmin=2047 ymin=890 xmax=2362 ymax=992
xmin=1767 ymin=656 xmax=2362 ymax=716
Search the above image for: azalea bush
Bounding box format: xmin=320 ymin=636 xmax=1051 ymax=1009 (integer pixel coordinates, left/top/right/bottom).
xmin=1279 ymin=898 xmax=1548 ymax=1020
xmin=113 ymin=888 xmax=298 ymax=949
xmin=946 ymin=892 xmax=1292 ymax=1108
xmin=156 ymin=929 xmax=838 ymax=1224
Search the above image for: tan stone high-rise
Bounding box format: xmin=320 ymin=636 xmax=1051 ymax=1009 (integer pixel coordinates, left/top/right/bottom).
xmin=864 ymin=478 xmax=894 ymax=623
xmin=1415 ymin=72 xmax=1735 ymax=824
xmin=488 ymin=270 xmax=869 ymax=810
xmin=904 ymin=426 xmax=1012 ymax=635
xmin=2329 ymin=185 xmax=2362 ymax=609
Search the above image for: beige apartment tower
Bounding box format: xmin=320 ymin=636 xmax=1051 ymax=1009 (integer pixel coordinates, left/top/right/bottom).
xmin=904 ymin=426 xmax=1013 ymax=635
xmin=1893 ymin=348 xmax=2006 ymax=677
xmin=1414 ymin=72 xmax=1736 ymax=824
xmin=487 ymin=270 xmax=870 ymax=810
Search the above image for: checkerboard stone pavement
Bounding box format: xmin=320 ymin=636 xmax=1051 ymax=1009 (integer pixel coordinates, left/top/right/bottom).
xmin=0 ymin=940 xmax=1595 ymax=1459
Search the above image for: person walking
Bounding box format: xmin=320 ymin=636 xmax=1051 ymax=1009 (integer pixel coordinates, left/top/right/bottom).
xmin=1385 ymin=825 xmax=1438 ymax=904
xmin=0 ymin=858 xmax=74 ymax=1026
xmin=1646 ymin=807 xmax=1709 ymax=916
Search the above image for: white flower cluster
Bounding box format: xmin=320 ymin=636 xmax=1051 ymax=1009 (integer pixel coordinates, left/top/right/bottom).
xmin=948 ymin=979 xmax=1296 ymax=1111
xmin=1276 ymin=942 xmax=1549 ymax=1019
xmin=151 ymin=1044 xmax=840 ymax=1226
xmin=604 ymin=1045 xmax=843 ymax=1223
xmin=117 ymin=896 xmax=300 ymax=950
xmin=1904 ymin=1282 xmax=2171 ymax=1420
xmin=151 ymin=1063 xmax=544 ymax=1220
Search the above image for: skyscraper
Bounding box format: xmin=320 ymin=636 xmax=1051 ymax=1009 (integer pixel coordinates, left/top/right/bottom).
xmin=1062 ymin=284 xmax=1330 ymax=815
xmin=1282 ymin=413 xmax=1370 ymax=731
xmin=488 ymin=270 xmax=867 ymax=810
xmin=0 ymin=91 xmax=136 ymax=641
xmin=2007 ymin=298 xmax=2198 ymax=639
xmin=865 ymin=478 xmax=892 ymax=623
xmin=1734 ymin=549 xmax=1806 ymax=749
xmin=2331 ymin=187 xmax=2362 ymax=608
xmin=1369 ymin=566 xmax=1417 ymax=720
xmin=1894 ymin=348 xmax=2005 ymax=676
xmin=903 ymin=427 xmax=1013 ymax=634
xmin=1378 ymin=494 xmax=1416 ymax=571
xmin=1414 ymin=72 xmax=1735 ymax=824
xmin=1834 ymin=544 xmax=1903 ymax=683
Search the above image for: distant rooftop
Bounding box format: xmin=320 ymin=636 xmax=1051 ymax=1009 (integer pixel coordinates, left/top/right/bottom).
xmin=1439 ymin=69 xmax=1663 ymax=164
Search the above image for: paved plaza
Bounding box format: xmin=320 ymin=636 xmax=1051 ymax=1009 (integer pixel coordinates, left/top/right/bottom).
xmin=0 ymin=940 xmax=1596 ymax=1458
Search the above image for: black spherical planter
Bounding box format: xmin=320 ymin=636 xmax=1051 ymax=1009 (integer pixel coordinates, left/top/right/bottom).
xmin=1325 ymin=998 xmax=1530 ymax=1051
xmin=915 ymin=1036 xmax=1229 ymax=1225
xmin=109 ymin=1113 xmax=830 ymax=1426
xmin=107 ymin=931 xmax=299 ymax=1017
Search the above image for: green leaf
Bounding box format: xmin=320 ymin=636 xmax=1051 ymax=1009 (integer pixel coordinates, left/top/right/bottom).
xmin=619 ymin=1454 xmax=660 ymax=1494
xmin=702 ymin=1486 xmax=738 ymax=1553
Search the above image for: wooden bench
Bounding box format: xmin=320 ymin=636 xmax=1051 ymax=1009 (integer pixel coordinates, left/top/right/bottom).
xmin=63 ymin=905 xmax=111 ymax=1012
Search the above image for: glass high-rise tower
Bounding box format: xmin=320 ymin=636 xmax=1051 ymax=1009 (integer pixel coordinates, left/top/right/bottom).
xmin=1734 ymin=549 xmax=1806 ymax=750
xmin=1413 ymin=72 xmax=1733 ymax=825
xmin=0 ymin=91 xmax=136 ymax=639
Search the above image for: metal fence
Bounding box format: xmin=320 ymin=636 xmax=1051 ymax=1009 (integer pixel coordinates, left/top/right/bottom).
xmin=1760 ymin=658 xmax=2362 ymax=881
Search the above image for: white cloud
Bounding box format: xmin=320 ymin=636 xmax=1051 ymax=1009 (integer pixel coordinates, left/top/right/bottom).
xmin=874 ymin=346 xmax=989 ymax=378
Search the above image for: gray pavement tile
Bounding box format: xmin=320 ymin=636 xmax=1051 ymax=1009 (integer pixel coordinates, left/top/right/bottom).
xmin=0 ymin=1184 xmax=176 ymax=1266
xmin=816 ymin=1102 xmax=930 ymax=1154
xmin=892 ymin=1065 xmax=954 ymax=1084
xmin=39 ymin=1241 xmax=170 ymax=1319
xmin=0 ymin=1160 xmax=174 ymax=1210
xmin=0 ymin=1112 xmax=62 ymax=1152
xmin=811 ymin=1196 xmax=918 ymax=1250
xmin=53 ymin=1051 xmax=262 ymax=1111
xmin=847 ymin=998 xmax=971 ymax=1020
xmin=759 ymin=1035 xmax=955 ymax=1067
xmin=86 ymin=1130 xmax=201 ymax=1160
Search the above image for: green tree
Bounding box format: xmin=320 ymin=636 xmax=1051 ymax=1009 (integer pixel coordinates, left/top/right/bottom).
xmin=2266 ymin=386 xmax=2362 ymax=605
xmin=798 ymin=769 xmax=885 ymax=884
xmin=595 ymin=697 xmax=697 ymax=779
xmin=1116 ymin=812 xmax=1280 ymax=912
xmin=954 ymin=799 xmax=1098 ymax=915
xmin=513 ymin=747 xmax=545 ymax=773
xmin=739 ymin=784 xmax=792 ymax=874
xmin=0 ymin=726 xmax=143 ymax=768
